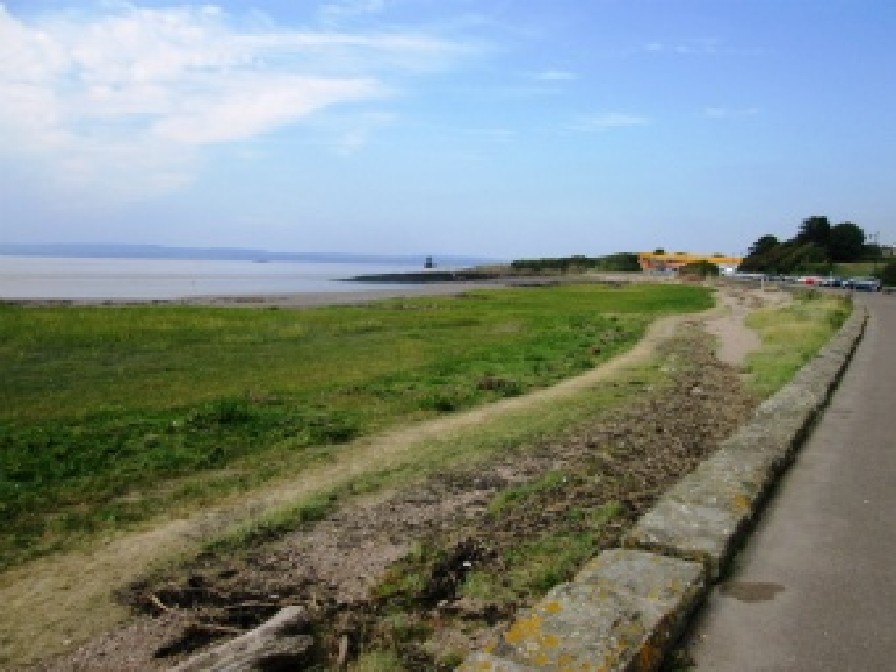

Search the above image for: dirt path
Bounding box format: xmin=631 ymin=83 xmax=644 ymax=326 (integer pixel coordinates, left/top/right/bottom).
xmin=704 ymin=285 xmax=790 ymax=366
xmin=0 ymin=285 xmax=779 ymax=668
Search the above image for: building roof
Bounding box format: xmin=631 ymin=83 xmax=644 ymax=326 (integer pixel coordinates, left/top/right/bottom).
xmin=637 ymin=252 xmax=743 ymax=265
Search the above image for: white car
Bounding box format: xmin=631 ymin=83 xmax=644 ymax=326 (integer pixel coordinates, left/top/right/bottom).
xmin=845 ymin=277 xmax=881 ymax=291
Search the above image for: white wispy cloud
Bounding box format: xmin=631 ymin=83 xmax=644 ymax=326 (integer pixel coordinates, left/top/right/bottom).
xmin=332 ymin=110 xmax=396 ymax=156
xmin=571 ymin=112 xmax=650 ymax=132
xmin=643 ymin=38 xmax=721 ymax=55
xmin=0 ymin=3 xmax=468 ymax=200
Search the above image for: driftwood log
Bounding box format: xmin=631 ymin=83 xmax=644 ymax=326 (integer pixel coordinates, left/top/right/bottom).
xmin=171 ymin=606 xmax=314 ymax=671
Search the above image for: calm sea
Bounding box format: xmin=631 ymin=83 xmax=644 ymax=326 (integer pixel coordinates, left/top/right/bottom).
xmin=0 ymin=256 xmax=427 ymax=300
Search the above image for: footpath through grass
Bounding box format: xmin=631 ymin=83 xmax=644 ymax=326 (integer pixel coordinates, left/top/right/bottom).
xmin=0 ymin=283 xmax=711 ymax=568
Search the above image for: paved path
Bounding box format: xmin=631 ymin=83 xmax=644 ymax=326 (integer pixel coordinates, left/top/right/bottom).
xmin=687 ymin=292 xmax=896 ymax=671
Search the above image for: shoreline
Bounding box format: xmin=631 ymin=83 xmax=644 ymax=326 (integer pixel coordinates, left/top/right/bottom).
xmin=0 ymin=280 xmax=508 ymax=308
xmin=0 ymin=274 xmax=653 ymax=308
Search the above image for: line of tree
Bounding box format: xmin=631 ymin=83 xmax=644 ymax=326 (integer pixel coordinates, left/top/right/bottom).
xmin=740 ymin=216 xmax=879 ymax=274
xmin=510 ymin=253 xmax=641 ymax=274
xmin=679 ymin=260 xmax=721 ymax=278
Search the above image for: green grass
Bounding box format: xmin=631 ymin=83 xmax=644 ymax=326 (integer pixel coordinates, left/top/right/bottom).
xmin=348 ymin=650 xmax=406 ymax=672
xmin=828 ymin=261 xmax=880 ymax=277
xmin=462 ymin=500 xmax=624 ymax=601
xmin=199 ymin=359 xmax=665 ymax=573
xmin=486 ymin=470 xmax=569 ymax=515
xmin=0 ymin=283 xmax=711 ymax=567
xmin=744 ymin=289 xmax=851 ymax=397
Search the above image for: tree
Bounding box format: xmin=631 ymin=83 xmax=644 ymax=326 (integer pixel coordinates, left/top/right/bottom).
xmin=739 ymin=234 xmax=782 ymax=272
xmin=680 ymin=260 xmax=720 ymax=278
xmin=828 ymin=221 xmax=866 ymax=262
xmin=879 ymin=260 xmax=896 ymax=287
xmin=787 ymin=242 xmax=827 ymax=270
xmin=748 ymin=234 xmax=780 ymax=258
xmin=795 ymin=216 xmax=831 ymax=248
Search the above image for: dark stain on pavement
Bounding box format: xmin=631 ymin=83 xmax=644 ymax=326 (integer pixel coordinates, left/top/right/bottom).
xmin=719 ymin=581 xmax=785 ymax=603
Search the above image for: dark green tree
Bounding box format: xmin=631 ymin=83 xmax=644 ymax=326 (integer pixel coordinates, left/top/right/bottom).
xmin=680 ymin=260 xmax=720 ymax=278
xmin=828 ymin=221 xmax=866 ymax=262
xmin=748 ymin=234 xmax=780 ymax=257
xmin=795 ymin=216 xmax=831 ymax=248
xmin=879 ymin=260 xmax=896 ymax=287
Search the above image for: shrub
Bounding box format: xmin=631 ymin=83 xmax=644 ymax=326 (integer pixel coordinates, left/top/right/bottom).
xmin=879 ymin=260 xmax=896 ymax=287
xmin=680 ymin=260 xmax=720 ymax=278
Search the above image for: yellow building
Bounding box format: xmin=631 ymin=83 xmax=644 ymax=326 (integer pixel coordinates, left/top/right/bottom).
xmin=637 ymin=251 xmax=743 ymax=275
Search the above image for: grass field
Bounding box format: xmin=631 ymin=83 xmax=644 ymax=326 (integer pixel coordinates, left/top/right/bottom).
xmin=0 ymin=283 xmax=712 ymax=568
xmin=744 ymin=289 xmax=851 ymax=397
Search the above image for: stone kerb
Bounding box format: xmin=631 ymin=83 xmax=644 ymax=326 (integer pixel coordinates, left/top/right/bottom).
xmin=460 ymin=307 xmax=867 ymax=672
xmin=462 ymin=551 xmax=706 ymax=672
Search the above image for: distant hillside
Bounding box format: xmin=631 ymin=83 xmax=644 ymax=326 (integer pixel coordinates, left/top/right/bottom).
xmin=0 ymin=243 xmax=495 ymax=268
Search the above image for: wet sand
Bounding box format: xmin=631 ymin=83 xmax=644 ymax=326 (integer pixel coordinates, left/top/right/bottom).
xmin=0 ymin=280 xmax=506 ymax=307
xmin=5 ymin=275 xmax=648 ymax=308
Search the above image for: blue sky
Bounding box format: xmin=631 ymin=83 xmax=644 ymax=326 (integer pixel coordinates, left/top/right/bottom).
xmin=1 ymin=1 xmax=894 ymax=259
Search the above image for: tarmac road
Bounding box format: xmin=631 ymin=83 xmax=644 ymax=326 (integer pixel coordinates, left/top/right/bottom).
xmin=687 ymin=292 xmax=896 ymax=671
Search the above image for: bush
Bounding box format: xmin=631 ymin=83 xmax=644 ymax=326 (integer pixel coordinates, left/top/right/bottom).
xmin=879 ymin=260 xmax=896 ymax=287
xmin=680 ymin=260 xmax=720 ymax=278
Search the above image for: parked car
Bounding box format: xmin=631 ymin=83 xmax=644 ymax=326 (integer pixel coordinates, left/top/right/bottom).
xmin=845 ymin=277 xmax=881 ymax=291
xmin=819 ymin=276 xmax=843 ymax=287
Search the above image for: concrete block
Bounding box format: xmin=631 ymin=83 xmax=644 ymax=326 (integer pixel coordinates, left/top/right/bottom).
xmin=623 ymin=501 xmax=742 ymax=579
xmin=459 ymin=551 xmax=705 ymax=672
xmin=720 ymin=420 xmax=797 ymax=467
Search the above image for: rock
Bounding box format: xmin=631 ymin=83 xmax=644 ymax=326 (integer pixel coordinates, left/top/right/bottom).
xmin=459 ymin=550 xmax=706 ymax=672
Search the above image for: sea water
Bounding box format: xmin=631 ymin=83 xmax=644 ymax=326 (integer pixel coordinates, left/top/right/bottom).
xmin=0 ymin=256 xmax=426 ymax=300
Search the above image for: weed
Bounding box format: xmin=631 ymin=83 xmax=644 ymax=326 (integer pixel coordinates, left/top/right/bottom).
xmin=486 ymin=471 xmax=570 ymax=515
xmin=348 ymin=649 xmax=406 ymax=671
xmin=199 ymin=492 xmax=339 ymax=557
xmin=744 ymin=292 xmax=850 ymax=397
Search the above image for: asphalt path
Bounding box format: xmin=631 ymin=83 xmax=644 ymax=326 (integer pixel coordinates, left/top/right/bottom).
xmin=687 ymin=292 xmax=896 ymax=670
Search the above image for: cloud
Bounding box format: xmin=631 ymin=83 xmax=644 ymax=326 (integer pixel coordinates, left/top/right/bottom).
xmin=151 ymin=75 xmax=384 ymax=145
xmin=332 ymin=111 xmax=395 ymax=156
xmin=0 ymin=3 xmax=467 ymax=201
xmin=571 ymin=112 xmax=650 ymax=132
xmin=643 ymin=38 xmax=721 ymax=55
xmin=532 ymin=69 xmax=577 ymax=81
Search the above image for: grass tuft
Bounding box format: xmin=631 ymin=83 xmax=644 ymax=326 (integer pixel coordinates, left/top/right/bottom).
xmin=744 ymin=290 xmax=850 ymax=397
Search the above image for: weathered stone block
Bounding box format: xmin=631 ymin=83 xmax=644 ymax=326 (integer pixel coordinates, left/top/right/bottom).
xmin=460 ymin=652 xmax=536 ymax=671
xmin=720 ymin=421 xmax=795 ymax=466
xmin=460 ymin=551 xmax=705 ymax=672
xmin=623 ymin=500 xmax=743 ymax=579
